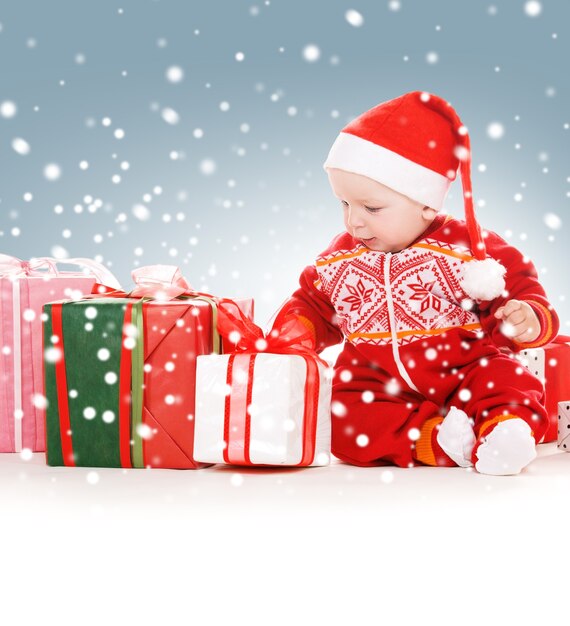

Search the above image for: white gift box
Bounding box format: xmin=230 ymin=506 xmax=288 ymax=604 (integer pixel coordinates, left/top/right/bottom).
xmin=558 ymin=401 xmax=570 ymax=452
xmin=193 ymin=352 xmax=332 ymax=466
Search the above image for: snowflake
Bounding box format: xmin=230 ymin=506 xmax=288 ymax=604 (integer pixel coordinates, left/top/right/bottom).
xmin=342 ymin=278 xmax=374 ymax=312
xmin=408 ymin=276 xmax=441 ymax=313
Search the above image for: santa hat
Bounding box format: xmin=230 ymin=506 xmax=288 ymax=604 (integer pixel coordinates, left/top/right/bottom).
xmin=322 ymin=90 xmax=506 ymax=301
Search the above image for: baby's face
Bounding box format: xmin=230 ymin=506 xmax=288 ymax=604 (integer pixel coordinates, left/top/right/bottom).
xmin=328 ymin=168 xmax=436 ymax=253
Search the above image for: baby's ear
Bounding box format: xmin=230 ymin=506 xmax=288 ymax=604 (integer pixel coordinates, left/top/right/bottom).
xmin=422 ymin=205 xmax=438 ymax=221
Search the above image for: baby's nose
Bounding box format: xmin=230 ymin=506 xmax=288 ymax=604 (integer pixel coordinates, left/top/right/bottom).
xmin=346 ymin=206 xmax=366 ymax=228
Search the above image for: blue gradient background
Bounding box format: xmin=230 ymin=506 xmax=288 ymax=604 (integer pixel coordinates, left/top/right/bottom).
xmin=1 ymin=0 xmax=569 ymax=329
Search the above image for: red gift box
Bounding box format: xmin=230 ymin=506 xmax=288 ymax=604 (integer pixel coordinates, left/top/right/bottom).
xmin=44 ymin=266 xmax=253 ymax=468
xmin=519 ymin=337 xmax=570 ymax=443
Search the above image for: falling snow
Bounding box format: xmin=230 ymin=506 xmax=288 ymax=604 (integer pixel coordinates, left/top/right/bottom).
xmin=102 ymin=410 xmax=115 ymax=423
xmin=302 ymin=44 xmax=320 ymax=62
xmin=425 ymin=51 xmax=439 ymax=64
xmin=12 ymin=138 xmax=30 ymax=155
xmin=44 ymin=163 xmax=61 ymax=181
xmin=132 ymin=204 xmax=151 ymax=221
xmin=0 ymin=100 xmax=17 ymax=118
xmin=200 ymin=159 xmax=217 ymax=175
xmin=524 ymin=1 xmax=542 ymax=18
xmin=165 ymin=65 xmax=184 ymax=83
xmin=83 ymin=407 xmax=97 ymax=420
xmin=487 ymin=122 xmax=505 ymax=139
xmin=161 ymin=107 xmax=180 ymax=125
xmin=544 ymin=213 xmax=562 ymax=230
xmin=345 ymin=10 xmax=364 ymax=28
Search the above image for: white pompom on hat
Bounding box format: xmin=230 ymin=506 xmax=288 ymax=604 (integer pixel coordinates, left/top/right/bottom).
xmin=322 ymin=90 xmax=506 ymax=301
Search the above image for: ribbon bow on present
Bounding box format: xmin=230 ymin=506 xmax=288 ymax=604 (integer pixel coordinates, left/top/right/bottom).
xmin=130 ymin=265 xmax=192 ymax=299
xmin=0 ymin=254 xmax=58 ymax=277
xmin=216 ymin=298 xmax=326 ymax=366
xmin=0 ymin=253 xmax=121 ymax=289
xmin=93 ymin=264 xmax=192 ymax=300
xmin=91 ymin=264 xmax=224 ymax=352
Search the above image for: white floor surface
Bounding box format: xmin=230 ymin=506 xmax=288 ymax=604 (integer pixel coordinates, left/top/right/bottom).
xmin=1 ymin=443 xmax=568 ymax=625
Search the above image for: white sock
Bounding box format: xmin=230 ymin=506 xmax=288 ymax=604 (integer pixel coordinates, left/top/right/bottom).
xmin=474 ymin=418 xmax=537 ymax=476
xmin=436 ymin=406 xmax=476 ymax=468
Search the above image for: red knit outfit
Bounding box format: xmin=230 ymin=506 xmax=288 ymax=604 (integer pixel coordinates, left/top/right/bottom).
xmin=276 ymin=213 xmax=559 ymax=468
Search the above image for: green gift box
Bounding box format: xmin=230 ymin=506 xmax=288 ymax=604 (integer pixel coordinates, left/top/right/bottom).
xmin=43 ymin=290 xmax=253 ymax=469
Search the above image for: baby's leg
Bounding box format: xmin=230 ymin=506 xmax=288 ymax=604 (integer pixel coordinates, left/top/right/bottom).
xmin=446 ymin=354 xmax=548 ymax=475
xmin=331 ymin=377 xmax=458 ymax=468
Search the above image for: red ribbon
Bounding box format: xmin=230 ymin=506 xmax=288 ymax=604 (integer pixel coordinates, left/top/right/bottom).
xmin=51 ymin=304 xmax=75 ymax=467
xmin=119 ymin=304 xmax=134 ymax=468
xmin=215 ymin=298 xmax=327 ymax=466
xmin=223 ymin=353 xmax=256 ymax=465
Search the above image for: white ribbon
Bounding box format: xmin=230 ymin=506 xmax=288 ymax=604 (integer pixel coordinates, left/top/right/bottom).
xmin=0 ymin=254 xmax=121 ymax=289
xmin=129 ymin=264 xmax=192 ymax=300
xmin=12 ymin=281 xmax=22 ymax=452
xmin=1 ymin=254 xmax=121 ymax=452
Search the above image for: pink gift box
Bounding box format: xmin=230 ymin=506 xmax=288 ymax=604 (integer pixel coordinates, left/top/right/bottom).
xmin=0 ymin=255 xmax=120 ymax=452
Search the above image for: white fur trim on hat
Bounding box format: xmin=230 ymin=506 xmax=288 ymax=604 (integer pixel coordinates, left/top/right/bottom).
xmin=323 ymin=131 xmax=453 ymax=210
xmin=461 ymin=257 xmax=506 ymax=301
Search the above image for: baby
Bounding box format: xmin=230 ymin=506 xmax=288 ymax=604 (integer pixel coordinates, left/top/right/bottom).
xmin=271 ymin=91 xmax=559 ymax=475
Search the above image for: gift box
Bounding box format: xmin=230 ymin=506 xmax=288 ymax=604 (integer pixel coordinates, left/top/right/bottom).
xmin=558 ymin=402 xmax=570 ymax=451
xmin=0 ymin=254 xmax=120 ymax=453
xmin=519 ymin=339 xmax=570 ymax=443
xmin=194 ymin=353 xmax=331 ymax=466
xmin=43 ymin=266 xmax=253 ymax=469
xmin=193 ymin=306 xmax=332 ymax=467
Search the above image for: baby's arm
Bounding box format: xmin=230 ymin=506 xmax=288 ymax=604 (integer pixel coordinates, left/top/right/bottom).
xmin=270 ymin=264 xmax=343 ymax=352
xmin=476 ymin=231 xmax=559 ymax=350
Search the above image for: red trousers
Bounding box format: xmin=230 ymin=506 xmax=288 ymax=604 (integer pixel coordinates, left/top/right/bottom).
xmin=330 ymin=335 xmax=548 ymax=468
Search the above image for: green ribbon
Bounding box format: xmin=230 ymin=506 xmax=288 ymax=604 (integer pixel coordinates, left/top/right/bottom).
xmin=130 ymin=300 xmax=145 ymax=468
xmin=178 ymin=294 xmax=221 ymax=353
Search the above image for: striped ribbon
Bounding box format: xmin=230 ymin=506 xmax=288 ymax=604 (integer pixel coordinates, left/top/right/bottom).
xmin=12 ymin=280 xmax=23 ymax=452
xmin=51 ymin=303 xmax=75 ymax=466
xmin=222 ymin=351 xmax=321 ymax=466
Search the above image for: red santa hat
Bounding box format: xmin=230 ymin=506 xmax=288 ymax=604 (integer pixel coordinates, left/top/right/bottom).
xmin=322 ymin=90 xmax=506 ymax=301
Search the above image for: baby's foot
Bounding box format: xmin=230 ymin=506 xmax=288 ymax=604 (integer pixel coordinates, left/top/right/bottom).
xmin=474 ymin=418 xmax=537 ymax=476
xmin=436 ymin=406 xmax=476 ymax=468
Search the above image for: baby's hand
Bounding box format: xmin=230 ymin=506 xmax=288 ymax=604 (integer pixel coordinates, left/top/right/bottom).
xmin=494 ymin=299 xmax=541 ymax=343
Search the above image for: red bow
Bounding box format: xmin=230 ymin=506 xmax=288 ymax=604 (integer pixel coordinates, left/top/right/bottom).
xmin=216 ymin=298 xmax=327 ymax=366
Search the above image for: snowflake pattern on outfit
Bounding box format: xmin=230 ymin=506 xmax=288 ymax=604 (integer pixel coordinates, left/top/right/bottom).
xmin=315 ymin=239 xmax=481 ymax=346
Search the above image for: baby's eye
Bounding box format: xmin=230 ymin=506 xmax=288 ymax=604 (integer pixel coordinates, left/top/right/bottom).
xmin=340 ymin=200 xmax=383 ymax=212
